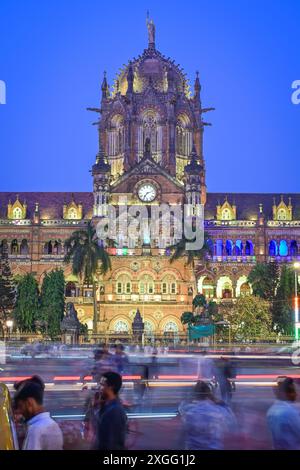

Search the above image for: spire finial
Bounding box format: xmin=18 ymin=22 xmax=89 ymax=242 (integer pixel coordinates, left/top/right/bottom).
xmin=146 ymin=11 xmax=156 ymax=48
xmin=101 ymin=71 xmax=109 ymax=99
xmin=194 ymin=71 xmax=201 ymax=98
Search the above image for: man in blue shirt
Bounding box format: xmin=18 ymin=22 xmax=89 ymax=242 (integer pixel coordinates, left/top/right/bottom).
xmin=94 ymin=371 xmax=127 ymax=450
xmin=267 ymin=377 xmax=300 ymax=450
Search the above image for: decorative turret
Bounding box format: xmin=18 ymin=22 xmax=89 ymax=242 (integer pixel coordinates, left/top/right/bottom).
xmin=167 ymin=67 xmax=176 ymax=93
xmin=257 ymin=203 xmax=265 ymax=225
xmin=126 ymin=63 xmax=134 ymax=95
xmin=194 ymin=71 xmax=201 ymax=100
xmin=7 ymin=195 xmax=27 ymax=220
xmin=92 ymin=144 xmax=111 ymax=217
xmin=184 ymin=145 xmax=202 ymax=215
xmin=272 ymin=195 xmax=293 ymax=221
xmin=101 ymin=71 xmax=109 ymax=101
xmin=33 ymin=202 xmax=40 ymax=224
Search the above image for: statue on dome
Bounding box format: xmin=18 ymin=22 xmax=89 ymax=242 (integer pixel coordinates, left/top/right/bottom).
xmin=146 ymin=12 xmax=155 ymax=46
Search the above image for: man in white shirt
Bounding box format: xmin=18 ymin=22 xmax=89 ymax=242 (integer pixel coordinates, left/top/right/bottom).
xmin=14 ymin=377 xmax=63 ymax=450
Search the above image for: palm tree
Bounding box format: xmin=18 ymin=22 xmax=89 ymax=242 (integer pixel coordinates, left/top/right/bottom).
xmin=64 ymin=221 xmax=111 ymax=333
xmin=168 ymin=231 xmax=213 ymax=295
xmin=169 ymin=231 xmax=212 ymax=267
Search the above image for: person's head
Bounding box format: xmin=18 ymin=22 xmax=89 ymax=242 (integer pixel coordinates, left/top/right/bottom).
xmin=99 ymin=343 xmax=109 ymax=353
xmin=99 ymin=371 xmax=122 ymax=401
xmin=194 ymin=381 xmax=214 ymax=401
xmin=13 ymin=379 xmax=45 ymax=420
xmin=276 ymin=377 xmax=297 ymax=402
xmin=94 ymin=349 xmax=104 ymax=360
xmin=14 ymin=375 xmax=45 ymax=392
xmin=115 ymin=344 xmax=124 ymax=354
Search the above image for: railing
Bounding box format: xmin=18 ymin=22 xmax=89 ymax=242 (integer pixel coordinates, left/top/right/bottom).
xmin=205 ymin=220 xmax=257 ymax=227
xmin=267 ymin=220 xmax=300 ymax=227
xmin=41 ymin=220 xmax=88 ymax=226
xmin=65 ymin=296 xmax=94 ymax=304
xmin=268 ymin=256 xmax=300 ymax=263
xmin=0 ymin=219 xmax=31 ymax=226
xmin=8 ymin=254 xmax=30 ymax=260
xmin=41 ymin=254 xmax=65 ymax=260
xmin=208 ymin=256 xmax=256 ymax=263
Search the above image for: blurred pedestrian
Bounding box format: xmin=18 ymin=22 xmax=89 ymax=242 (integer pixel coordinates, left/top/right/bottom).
xmin=13 ymin=376 xmax=63 ymax=450
xmin=267 ymin=377 xmax=300 ymax=449
xmin=92 ymin=349 xmax=113 ymax=383
xmin=179 ymin=380 xmax=236 ymax=450
xmin=94 ymin=371 xmax=127 ymax=450
xmin=216 ymin=357 xmax=235 ymax=404
xmin=113 ymin=344 xmax=129 ymax=375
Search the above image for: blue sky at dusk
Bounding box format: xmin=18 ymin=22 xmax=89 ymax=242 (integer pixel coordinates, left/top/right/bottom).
xmin=0 ymin=0 xmax=299 ymax=193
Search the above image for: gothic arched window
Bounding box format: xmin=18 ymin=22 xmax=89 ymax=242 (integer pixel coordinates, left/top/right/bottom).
xmin=278 ymin=208 xmax=287 ymax=220
xmin=138 ymin=110 xmax=162 ymax=163
xmin=20 ymin=239 xmax=29 ymax=255
xmin=291 ymin=240 xmax=298 ymax=257
xmin=222 ymin=208 xmax=231 ymax=220
xmin=113 ymin=320 xmax=129 ymax=333
xmin=139 ymin=274 xmax=154 ymax=295
xmin=13 ymin=207 xmax=22 ymax=220
xmin=176 ymin=114 xmax=192 ymax=157
xmin=161 ymin=275 xmax=177 ymax=295
xmin=116 ymin=274 xmax=132 ymax=295
xmin=163 ymin=321 xmax=179 ymax=333
xmin=108 ymin=114 xmax=124 ymax=157
xmin=68 ymin=208 xmax=78 ymax=219
xmin=269 ymin=240 xmax=278 ymax=257
xmin=176 ymin=113 xmax=192 ymax=180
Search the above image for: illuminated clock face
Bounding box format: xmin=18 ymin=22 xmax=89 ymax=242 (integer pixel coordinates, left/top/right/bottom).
xmin=138 ymin=183 xmax=157 ymax=202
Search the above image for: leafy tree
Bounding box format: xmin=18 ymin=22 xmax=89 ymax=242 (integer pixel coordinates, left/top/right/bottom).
xmin=272 ymin=265 xmax=297 ymax=334
xmin=223 ymin=296 xmax=273 ymax=342
xmin=64 ymin=221 xmax=111 ymax=333
xmin=248 ymin=262 xmax=280 ymax=300
xmin=14 ymin=273 xmax=39 ymax=332
xmin=249 ymin=263 xmax=298 ymax=334
xmin=0 ymin=243 xmax=16 ymax=333
xmin=40 ymin=269 xmax=65 ymax=339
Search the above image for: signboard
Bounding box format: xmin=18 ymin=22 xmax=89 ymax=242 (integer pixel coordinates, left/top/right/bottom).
xmin=188 ymin=324 xmax=215 ymax=340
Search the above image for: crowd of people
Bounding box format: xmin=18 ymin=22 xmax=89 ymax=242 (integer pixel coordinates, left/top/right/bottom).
xmin=5 ymin=345 xmax=300 ymax=450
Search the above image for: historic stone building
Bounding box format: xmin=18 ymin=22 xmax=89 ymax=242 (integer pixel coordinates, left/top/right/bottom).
xmin=1 ymin=20 xmax=300 ymax=335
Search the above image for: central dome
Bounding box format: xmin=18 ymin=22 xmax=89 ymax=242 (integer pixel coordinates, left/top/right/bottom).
xmin=113 ymin=46 xmax=191 ymax=97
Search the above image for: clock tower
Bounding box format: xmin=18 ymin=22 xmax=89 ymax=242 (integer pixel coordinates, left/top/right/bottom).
xmin=88 ymin=17 xmax=213 ymax=334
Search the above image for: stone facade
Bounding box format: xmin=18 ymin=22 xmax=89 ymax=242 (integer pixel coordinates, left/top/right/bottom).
xmin=1 ymin=21 xmax=300 ymax=335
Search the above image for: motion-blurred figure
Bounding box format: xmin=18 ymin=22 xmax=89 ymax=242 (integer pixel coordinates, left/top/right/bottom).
xmin=113 ymin=344 xmax=129 ymax=375
xmin=91 ymin=348 xmax=113 ymax=383
xmin=179 ymin=381 xmax=236 ymax=450
xmin=267 ymin=377 xmax=300 ymax=450
xmin=216 ymin=357 xmax=235 ymax=404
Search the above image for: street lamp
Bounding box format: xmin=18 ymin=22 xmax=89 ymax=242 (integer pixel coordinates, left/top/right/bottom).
xmin=6 ymin=320 xmax=13 ymax=340
xmin=294 ymin=262 xmax=300 ymax=340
